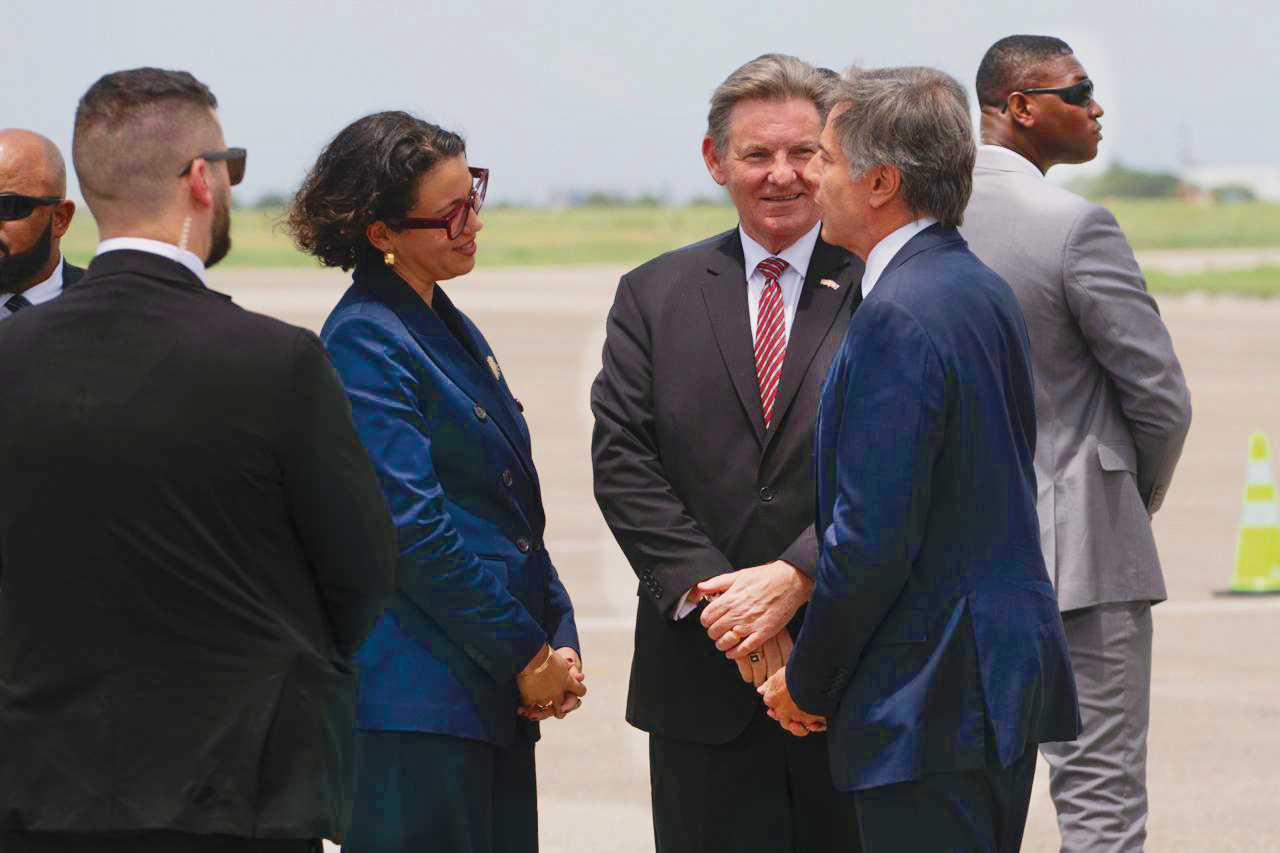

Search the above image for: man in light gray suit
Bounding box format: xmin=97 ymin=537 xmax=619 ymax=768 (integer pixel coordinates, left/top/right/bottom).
xmin=960 ymin=35 xmax=1192 ymax=853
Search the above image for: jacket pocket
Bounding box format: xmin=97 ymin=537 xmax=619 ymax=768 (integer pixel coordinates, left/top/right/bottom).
xmin=1097 ymin=441 xmax=1137 ymax=473
xmin=477 ymin=554 xmax=509 ymax=585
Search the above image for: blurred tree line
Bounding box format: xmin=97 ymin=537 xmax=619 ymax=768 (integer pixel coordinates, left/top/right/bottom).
xmin=1069 ymin=162 xmax=1257 ymax=203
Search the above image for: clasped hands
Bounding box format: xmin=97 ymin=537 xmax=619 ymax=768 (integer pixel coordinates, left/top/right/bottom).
xmin=516 ymin=644 xmax=587 ymax=722
xmin=696 ymin=561 xmax=826 ymax=736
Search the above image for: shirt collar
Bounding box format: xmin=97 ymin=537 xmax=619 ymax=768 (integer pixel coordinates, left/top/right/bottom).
xmin=739 ymin=220 xmax=822 ymax=281
xmin=861 ymin=217 xmax=937 ymax=298
xmin=94 ymin=237 xmax=208 ymax=285
xmin=1 ymin=256 xmax=65 ymax=306
xmin=977 ymin=144 xmax=1043 ymax=179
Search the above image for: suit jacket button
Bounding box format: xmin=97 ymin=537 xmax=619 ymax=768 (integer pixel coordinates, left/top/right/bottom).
xmin=515 ymin=398 xmax=525 ymax=412
xmin=516 ymin=537 xmax=531 ymax=553
xmin=759 ymin=486 xmax=776 ymax=503
xmin=502 ymin=469 xmax=514 ymax=487
xmin=474 ymin=404 xmax=488 ymax=421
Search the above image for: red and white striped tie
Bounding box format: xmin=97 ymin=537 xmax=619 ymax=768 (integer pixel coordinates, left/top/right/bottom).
xmin=754 ymin=256 xmax=789 ymax=428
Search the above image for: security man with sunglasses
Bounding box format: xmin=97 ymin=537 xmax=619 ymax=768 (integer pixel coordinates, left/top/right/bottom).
xmin=962 ymin=35 xmax=1192 ymax=853
xmin=0 ymin=69 xmax=396 ymax=853
xmin=0 ymin=129 xmax=81 ymax=320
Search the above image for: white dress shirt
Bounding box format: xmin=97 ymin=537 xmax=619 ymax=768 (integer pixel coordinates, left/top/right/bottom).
xmin=978 ymin=143 xmax=1043 ymax=179
xmin=0 ymin=255 xmax=65 ymax=308
xmin=95 ymin=237 xmax=208 ymax=285
xmin=671 ymin=221 xmax=822 ymax=620
xmin=861 ymin=217 xmax=938 ymax=299
xmin=741 ymin=220 xmax=821 ymax=342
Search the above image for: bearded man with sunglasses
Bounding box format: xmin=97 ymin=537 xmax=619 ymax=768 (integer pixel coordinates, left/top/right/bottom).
xmin=0 ymin=68 xmax=396 ymax=853
xmin=0 ymin=129 xmax=81 ymax=320
xmin=961 ymin=35 xmax=1193 ymax=853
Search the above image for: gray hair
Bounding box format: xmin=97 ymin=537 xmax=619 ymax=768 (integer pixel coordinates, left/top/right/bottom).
xmin=830 ymin=66 xmax=976 ymax=227
xmin=707 ymin=54 xmax=834 ymax=153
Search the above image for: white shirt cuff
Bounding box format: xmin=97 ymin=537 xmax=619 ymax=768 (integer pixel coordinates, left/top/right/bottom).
xmin=672 ymin=586 xmax=700 ymax=620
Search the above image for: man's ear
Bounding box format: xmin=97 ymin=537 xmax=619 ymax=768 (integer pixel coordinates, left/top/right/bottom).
xmin=51 ymin=199 xmax=76 ymax=239
xmin=702 ymin=136 xmax=728 ymax=186
xmin=867 ymin=164 xmax=901 ymax=210
xmin=1007 ymin=92 xmax=1035 ymax=129
xmin=185 ymin=159 xmax=215 ymax=209
xmin=366 ymin=220 xmax=394 ymax=254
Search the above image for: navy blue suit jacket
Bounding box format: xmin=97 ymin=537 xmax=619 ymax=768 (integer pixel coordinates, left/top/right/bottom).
xmin=788 ymin=225 xmax=1080 ymax=791
xmin=322 ymin=263 xmax=578 ymax=748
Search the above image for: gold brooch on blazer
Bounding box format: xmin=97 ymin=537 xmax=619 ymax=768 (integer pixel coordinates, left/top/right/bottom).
xmin=486 ymin=355 xmax=502 ymax=382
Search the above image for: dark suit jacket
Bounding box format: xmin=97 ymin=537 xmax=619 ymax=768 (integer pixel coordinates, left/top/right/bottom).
xmin=591 ymin=228 xmax=863 ymax=744
xmin=322 ymin=263 xmax=579 ymax=749
xmin=62 ymin=259 xmax=85 ymax=288
xmin=0 ymin=250 xmax=396 ymax=839
xmin=787 ymin=226 xmax=1080 ymax=791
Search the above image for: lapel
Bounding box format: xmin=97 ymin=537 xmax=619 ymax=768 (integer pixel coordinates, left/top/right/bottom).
xmin=700 ymin=230 xmax=766 ymax=445
xmin=355 ymin=265 xmax=537 ymax=485
xmin=763 ymin=237 xmax=860 ymax=452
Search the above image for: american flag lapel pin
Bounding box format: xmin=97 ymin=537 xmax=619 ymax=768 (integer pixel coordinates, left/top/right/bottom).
xmin=820 ymin=278 xmax=840 ymax=290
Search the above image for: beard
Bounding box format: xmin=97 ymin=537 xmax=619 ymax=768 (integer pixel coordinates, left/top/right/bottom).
xmin=0 ymin=218 xmax=55 ymax=290
xmin=204 ymin=193 xmax=233 ymax=269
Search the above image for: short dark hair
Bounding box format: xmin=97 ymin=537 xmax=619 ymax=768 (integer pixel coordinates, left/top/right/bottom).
xmin=975 ymin=35 xmax=1073 ymax=108
xmin=73 ymin=68 xmax=221 ymax=219
xmin=286 ymin=111 xmax=466 ymax=270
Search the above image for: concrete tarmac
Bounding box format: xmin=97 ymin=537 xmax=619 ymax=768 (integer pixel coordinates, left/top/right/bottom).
xmin=209 ymin=266 xmax=1280 ymax=852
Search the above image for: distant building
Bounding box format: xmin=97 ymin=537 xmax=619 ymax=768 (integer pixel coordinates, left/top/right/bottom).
xmin=1182 ymin=166 xmax=1280 ymax=202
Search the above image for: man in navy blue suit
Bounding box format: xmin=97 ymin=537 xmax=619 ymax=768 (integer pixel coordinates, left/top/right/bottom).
xmin=761 ymin=66 xmax=1081 ymax=851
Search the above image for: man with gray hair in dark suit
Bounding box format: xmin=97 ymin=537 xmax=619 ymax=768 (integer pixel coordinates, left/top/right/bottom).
xmin=961 ymin=35 xmax=1192 ymax=853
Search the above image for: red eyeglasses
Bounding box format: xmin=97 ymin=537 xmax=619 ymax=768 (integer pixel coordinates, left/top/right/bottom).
xmin=386 ymin=167 xmax=489 ymax=240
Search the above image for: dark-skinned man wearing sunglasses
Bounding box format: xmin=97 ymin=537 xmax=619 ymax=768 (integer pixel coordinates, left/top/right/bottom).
xmin=0 ymin=68 xmax=396 ymax=853
xmin=961 ymin=35 xmax=1192 ymax=853
xmin=0 ymin=129 xmax=81 ymax=320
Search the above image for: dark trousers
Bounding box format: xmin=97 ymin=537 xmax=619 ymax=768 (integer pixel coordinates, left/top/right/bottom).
xmin=649 ymin=705 xmax=861 ymax=853
xmin=850 ymin=746 xmax=1038 ymax=853
xmin=0 ymin=834 xmax=319 ymax=852
xmin=345 ymin=729 xmax=537 ymax=853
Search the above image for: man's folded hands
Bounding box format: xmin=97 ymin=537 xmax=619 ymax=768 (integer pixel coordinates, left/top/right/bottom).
xmin=760 ymin=666 xmax=827 ymax=737
xmin=698 ymin=560 xmax=812 ymax=660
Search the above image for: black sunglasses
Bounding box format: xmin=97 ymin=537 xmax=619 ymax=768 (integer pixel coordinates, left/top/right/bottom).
xmin=178 ymin=147 xmax=247 ymax=186
xmin=1007 ymin=78 xmax=1095 ymax=111
xmin=0 ymin=192 xmax=62 ymax=221
xmin=386 ymin=167 xmax=489 ymax=240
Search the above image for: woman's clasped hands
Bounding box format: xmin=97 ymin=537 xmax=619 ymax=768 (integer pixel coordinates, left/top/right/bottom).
xmin=516 ymin=644 xmax=587 ymax=721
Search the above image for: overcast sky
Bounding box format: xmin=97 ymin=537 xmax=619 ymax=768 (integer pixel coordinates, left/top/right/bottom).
xmin=8 ymin=0 xmax=1274 ymax=205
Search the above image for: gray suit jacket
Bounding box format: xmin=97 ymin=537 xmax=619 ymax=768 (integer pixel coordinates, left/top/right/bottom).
xmin=960 ymin=145 xmax=1192 ymax=611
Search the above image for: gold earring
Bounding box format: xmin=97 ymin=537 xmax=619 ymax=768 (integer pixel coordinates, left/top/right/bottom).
xmin=383 ymin=251 xmax=395 ymax=267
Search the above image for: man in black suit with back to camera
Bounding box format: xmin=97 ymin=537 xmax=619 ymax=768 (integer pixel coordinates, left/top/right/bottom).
xmin=0 ymin=68 xmax=396 ymax=853
xmin=591 ymin=53 xmax=865 ymax=853
xmin=0 ymin=128 xmax=83 ymax=318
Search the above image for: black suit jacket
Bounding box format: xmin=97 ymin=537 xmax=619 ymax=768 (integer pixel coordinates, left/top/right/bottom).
xmin=63 ymin=257 xmax=85 ymax=286
xmin=0 ymin=251 xmax=396 ymax=840
xmin=591 ymin=229 xmax=863 ymax=744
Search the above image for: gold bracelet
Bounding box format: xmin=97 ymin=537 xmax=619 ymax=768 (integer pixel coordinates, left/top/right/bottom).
xmin=531 ymin=646 xmax=554 ymax=675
